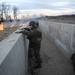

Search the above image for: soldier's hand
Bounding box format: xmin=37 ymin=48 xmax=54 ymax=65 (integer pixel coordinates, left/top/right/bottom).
xmin=24 ymin=28 xmax=30 ymax=31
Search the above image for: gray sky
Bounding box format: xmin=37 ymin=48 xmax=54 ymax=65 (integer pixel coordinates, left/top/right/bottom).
xmin=0 ymin=0 xmax=75 ymax=16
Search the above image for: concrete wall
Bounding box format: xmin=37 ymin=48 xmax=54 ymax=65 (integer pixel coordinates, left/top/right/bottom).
xmin=1 ymin=20 xmax=75 ymax=74
xmin=0 ymin=25 xmax=29 ymax=75
xmin=39 ymin=20 xmax=75 ymax=59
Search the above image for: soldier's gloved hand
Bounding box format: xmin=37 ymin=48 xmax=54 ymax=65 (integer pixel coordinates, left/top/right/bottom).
xmin=24 ymin=28 xmax=30 ymax=31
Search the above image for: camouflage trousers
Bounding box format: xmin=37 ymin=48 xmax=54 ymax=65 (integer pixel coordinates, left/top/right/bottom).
xmin=28 ymin=47 xmax=42 ymax=64
xmin=28 ymin=47 xmax=42 ymax=75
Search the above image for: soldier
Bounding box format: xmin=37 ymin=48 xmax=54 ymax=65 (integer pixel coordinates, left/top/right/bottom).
xmin=16 ymin=21 xmax=42 ymax=69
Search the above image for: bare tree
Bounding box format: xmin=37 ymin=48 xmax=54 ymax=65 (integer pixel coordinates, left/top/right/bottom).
xmin=4 ymin=4 xmax=10 ymax=20
xmin=0 ymin=3 xmax=4 ymax=21
xmin=12 ymin=6 xmax=18 ymax=20
xmin=0 ymin=2 xmax=10 ymax=21
xmin=0 ymin=2 xmax=19 ymax=21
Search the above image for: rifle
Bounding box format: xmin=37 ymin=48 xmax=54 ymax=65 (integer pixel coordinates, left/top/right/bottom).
xmin=19 ymin=28 xmax=30 ymax=31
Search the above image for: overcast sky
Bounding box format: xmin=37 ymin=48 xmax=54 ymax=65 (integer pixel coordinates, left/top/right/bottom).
xmin=0 ymin=0 xmax=75 ymax=16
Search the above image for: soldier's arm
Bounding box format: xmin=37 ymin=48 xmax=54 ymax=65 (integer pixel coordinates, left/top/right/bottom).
xmin=24 ymin=28 xmax=31 ymax=31
xmin=15 ymin=30 xmax=29 ymax=35
xmin=15 ymin=30 xmax=35 ymax=39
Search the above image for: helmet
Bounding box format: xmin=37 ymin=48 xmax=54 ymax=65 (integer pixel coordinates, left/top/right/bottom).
xmin=29 ymin=21 xmax=37 ymax=29
xmin=29 ymin=21 xmax=36 ymax=26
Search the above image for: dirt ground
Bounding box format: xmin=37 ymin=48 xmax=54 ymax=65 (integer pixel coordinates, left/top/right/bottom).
xmin=0 ymin=26 xmax=20 ymax=42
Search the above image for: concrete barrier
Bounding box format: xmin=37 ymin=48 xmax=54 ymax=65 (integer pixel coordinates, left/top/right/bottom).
xmin=0 ymin=25 xmax=29 ymax=75
xmin=39 ymin=20 xmax=75 ymax=59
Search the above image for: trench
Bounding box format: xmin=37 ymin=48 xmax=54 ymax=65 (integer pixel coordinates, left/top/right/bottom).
xmin=28 ymin=33 xmax=75 ymax=75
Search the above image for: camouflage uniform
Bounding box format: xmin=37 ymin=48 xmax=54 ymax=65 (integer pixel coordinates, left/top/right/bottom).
xmin=27 ymin=28 xmax=42 ymax=64
xmin=17 ymin=21 xmax=42 ymax=69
